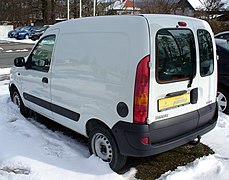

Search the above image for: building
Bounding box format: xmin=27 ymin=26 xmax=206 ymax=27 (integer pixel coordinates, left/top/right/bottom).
xmin=108 ymin=0 xmax=195 ymax=16
xmin=107 ymin=0 xmax=141 ymax=15
xmin=175 ymin=0 xmax=195 ymax=16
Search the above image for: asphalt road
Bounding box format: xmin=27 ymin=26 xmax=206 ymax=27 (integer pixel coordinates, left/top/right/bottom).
xmin=0 ymin=41 xmax=34 ymax=68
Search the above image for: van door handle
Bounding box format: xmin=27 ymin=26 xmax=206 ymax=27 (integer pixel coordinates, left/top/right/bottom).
xmin=166 ymin=90 xmax=187 ymax=97
xmin=42 ymin=77 xmax=48 ymax=84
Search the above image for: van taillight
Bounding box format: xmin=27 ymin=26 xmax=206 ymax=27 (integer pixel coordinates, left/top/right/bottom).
xmin=133 ymin=55 xmax=150 ymax=124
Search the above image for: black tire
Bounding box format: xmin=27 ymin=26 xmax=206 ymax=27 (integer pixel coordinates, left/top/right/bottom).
xmin=89 ymin=125 xmax=127 ymax=171
xmin=12 ymin=88 xmax=32 ymax=118
xmin=217 ymin=86 xmax=229 ymax=115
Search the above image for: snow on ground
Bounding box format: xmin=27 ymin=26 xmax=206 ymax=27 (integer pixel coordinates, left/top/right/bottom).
xmin=159 ymin=112 xmax=229 ymax=180
xmin=0 ymin=36 xmax=33 ymax=55
xmin=15 ymin=49 xmax=29 ymax=52
xmin=4 ymin=49 xmax=29 ymax=53
xmin=0 ymin=65 xmax=229 ymax=180
xmin=0 ymin=36 xmax=37 ymax=44
xmin=0 ymin=68 xmax=136 ymax=180
xmin=0 ymin=68 xmax=10 ymax=76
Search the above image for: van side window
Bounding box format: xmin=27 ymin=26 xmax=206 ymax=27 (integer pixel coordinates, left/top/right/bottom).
xmin=156 ymin=29 xmax=196 ymax=83
xmin=197 ymin=30 xmax=214 ymax=76
xmin=27 ymin=35 xmax=56 ymax=72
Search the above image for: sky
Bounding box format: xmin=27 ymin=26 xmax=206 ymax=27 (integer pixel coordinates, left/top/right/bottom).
xmin=188 ymin=0 xmax=202 ymax=9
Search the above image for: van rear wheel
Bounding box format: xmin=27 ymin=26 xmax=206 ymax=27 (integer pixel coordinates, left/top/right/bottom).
xmin=89 ymin=125 xmax=127 ymax=171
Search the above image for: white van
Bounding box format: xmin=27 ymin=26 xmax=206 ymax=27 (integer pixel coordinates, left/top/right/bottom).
xmin=9 ymin=14 xmax=218 ymax=171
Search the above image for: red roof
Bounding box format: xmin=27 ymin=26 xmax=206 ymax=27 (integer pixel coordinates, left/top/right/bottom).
xmin=123 ymin=0 xmax=139 ymax=9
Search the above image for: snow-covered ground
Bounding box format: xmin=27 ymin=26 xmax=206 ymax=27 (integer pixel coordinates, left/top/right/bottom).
xmin=0 ymin=68 xmax=229 ymax=180
xmin=0 ymin=36 xmax=36 ymax=44
xmin=0 ymin=68 xmax=136 ymax=180
xmin=160 ymin=113 xmax=229 ymax=180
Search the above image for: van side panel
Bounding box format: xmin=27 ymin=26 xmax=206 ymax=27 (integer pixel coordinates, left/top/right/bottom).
xmin=50 ymin=16 xmax=150 ymax=135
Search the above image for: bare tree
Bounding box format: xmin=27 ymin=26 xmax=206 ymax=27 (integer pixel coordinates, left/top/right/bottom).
xmin=72 ymin=0 xmax=79 ymax=18
xmin=199 ymin=0 xmax=226 ymax=11
xmin=0 ymin=0 xmax=110 ymax=25
xmin=50 ymin=0 xmax=56 ymax=23
xmin=41 ymin=0 xmax=49 ymax=24
xmin=198 ymin=0 xmax=226 ymax=20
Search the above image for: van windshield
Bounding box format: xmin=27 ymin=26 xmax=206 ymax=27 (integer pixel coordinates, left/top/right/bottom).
xmin=156 ymin=29 xmax=196 ymax=83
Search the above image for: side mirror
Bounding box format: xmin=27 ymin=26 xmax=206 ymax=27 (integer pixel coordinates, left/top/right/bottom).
xmin=14 ymin=57 xmax=25 ymax=67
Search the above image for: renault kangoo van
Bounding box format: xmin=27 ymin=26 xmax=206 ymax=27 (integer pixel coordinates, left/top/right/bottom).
xmin=9 ymin=14 xmax=218 ymax=171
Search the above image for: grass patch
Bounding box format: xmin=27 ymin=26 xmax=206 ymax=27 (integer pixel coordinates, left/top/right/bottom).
xmin=120 ymin=143 xmax=214 ymax=180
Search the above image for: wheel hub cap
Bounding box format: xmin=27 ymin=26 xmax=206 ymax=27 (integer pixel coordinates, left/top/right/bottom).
xmin=217 ymin=91 xmax=227 ymax=112
xmin=13 ymin=92 xmax=20 ymax=108
xmin=92 ymin=133 xmax=113 ymax=162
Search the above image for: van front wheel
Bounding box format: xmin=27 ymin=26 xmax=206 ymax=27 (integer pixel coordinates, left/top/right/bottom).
xmin=12 ymin=88 xmax=32 ymax=118
xmin=89 ymin=126 xmax=127 ymax=171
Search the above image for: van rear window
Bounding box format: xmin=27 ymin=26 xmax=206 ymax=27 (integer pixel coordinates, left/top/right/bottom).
xmin=156 ymin=29 xmax=196 ymax=83
xmin=197 ymin=30 xmax=214 ymax=77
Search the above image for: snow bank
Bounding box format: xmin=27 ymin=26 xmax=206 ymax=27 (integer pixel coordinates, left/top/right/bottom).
xmin=0 ymin=69 xmax=133 ymax=180
xmin=0 ymin=36 xmax=36 ymax=44
xmin=158 ymin=111 xmax=229 ymax=179
xmin=159 ymin=155 xmax=229 ymax=180
xmin=0 ymin=68 xmax=11 ymax=75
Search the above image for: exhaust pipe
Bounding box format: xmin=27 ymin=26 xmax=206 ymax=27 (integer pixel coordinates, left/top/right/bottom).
xmin=189 ymin=135 xmax=201 ymax=145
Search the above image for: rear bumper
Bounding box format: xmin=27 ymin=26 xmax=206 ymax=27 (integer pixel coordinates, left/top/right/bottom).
xmin=112 ymin=103 xmax=218 ymax=157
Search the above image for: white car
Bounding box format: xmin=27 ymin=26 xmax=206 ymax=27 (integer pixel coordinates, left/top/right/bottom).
xmin=215 ymin=31 xmax=229 ymax=40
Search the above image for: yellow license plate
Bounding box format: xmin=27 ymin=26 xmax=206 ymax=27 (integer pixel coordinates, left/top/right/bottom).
xmin=158 ymin=93 xmax=190 ymax=111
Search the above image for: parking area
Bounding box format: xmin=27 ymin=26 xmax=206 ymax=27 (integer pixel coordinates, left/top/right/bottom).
xmin=0 ymin=41 xmax=33 ymax=68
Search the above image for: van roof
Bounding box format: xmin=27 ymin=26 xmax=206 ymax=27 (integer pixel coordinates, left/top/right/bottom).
xmin=47 ymin=14 xmax=210 ymax=36
xmin=142 ymin=14 xmax=203 ymax=21
xmin=53 ymin=14 xmax=204 ymax=27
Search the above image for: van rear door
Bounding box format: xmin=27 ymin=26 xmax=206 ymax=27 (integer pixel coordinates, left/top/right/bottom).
xmin=147 ymin=18 xmax=216 ymax=129
xmin=149 ymin=28 xmax=199 ymax=125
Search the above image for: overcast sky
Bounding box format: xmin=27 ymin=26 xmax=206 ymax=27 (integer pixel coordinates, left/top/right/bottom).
xmin=188 ymin=0 xmax=202 ymax=8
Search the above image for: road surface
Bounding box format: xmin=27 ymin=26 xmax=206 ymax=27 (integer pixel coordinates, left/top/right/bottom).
xmin=0 ymin=41 xmax=33 ymax=68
